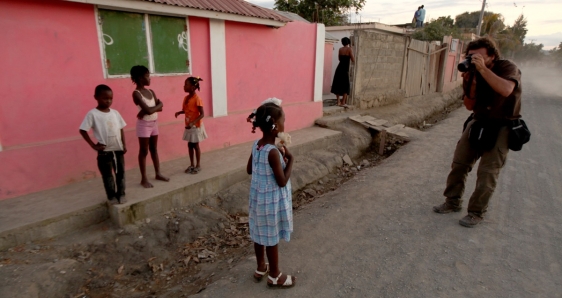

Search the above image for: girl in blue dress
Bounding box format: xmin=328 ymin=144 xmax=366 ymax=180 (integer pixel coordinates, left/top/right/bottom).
xmin=247 ymin=102 xmax=296 ymax=288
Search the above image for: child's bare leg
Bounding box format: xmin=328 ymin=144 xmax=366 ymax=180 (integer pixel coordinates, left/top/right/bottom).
xmin=266 ymin=245 xmax=296 ymax=285
xmin=254 ymin=243 xmax=267 ymax=279
xmin=188 ymin=143 xmax=195 ymax=167
xmin=185 ymin=143 xmax=194 ymax=173
xmin=149 ymin=135 xmax=169 ymax=181
xmin=342 ymin=93 xmax=348 ymax=106
xmin=138 ymin=138 xmax=153 ymax=188
xmin=336 ymin=95 xmax=341 ymax=106
xmin=194 ymin=143 xmax=201 ymax=168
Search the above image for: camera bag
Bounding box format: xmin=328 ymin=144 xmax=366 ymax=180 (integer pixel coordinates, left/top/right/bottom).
xmin=508 ymin=118 xmax=531 ymax=151
xmin=468 ymin=120 xmax=502 ymax=151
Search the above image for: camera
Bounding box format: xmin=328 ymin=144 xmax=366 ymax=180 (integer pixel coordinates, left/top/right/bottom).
xmin=457 ymin=54 xmax=474 ymax=72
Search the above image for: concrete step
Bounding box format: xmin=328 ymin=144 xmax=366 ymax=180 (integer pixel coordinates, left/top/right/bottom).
xmin=0 ymin=127 xmax=342 ymax=250
xmin=348 ymin=115 xmax=425 ymax=141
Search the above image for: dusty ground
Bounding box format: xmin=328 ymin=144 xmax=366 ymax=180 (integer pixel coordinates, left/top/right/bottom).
xmin=417 ymin=100 xmax=463 ymax=130
xmin=0 ymin=127 xmax=407 ymax=298
xmin=189 ymin=66 xmax=562 ymax=297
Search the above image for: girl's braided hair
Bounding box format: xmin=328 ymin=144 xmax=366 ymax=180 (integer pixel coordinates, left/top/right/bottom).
xmin=251 ymin=103 xmax=283 ymax=134
xmin=187 ymin=76 xmax=203 ymax=91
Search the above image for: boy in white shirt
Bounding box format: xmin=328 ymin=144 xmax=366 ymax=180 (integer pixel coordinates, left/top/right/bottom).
xmin=79 ymin=84 xmax=127 ymax=204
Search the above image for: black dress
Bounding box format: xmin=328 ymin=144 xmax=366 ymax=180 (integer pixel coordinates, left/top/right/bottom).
xmin=331 ymin=55 xmax=351 ymax=95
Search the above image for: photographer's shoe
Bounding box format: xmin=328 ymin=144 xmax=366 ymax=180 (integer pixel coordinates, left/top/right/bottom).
xmin=433 ymin=203 xmax=462 ymax=214
xmin=459 ymin=213 xmax=483 ymax=228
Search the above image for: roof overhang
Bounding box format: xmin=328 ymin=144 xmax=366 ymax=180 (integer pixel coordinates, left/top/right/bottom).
xmin=65 ymin=0 xmax=287 ymax=27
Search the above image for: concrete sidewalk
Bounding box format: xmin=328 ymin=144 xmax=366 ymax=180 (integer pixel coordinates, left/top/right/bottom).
xmin=0 ymin=127 xmax=341 ymax=250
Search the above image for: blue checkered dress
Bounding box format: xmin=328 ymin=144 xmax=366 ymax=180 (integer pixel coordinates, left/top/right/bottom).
xmin=249 ymin=141 xmax=293 ymax=246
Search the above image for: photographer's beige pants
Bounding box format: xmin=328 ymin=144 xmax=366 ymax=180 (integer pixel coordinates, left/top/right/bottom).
xmin=443 ymin=120 xmax=510 ymax=217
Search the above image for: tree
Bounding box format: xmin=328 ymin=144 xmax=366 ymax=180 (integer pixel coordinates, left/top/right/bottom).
xmin=510 ymin=14 xmax=528 ymax=45
xmin=548 ymin=42 xmax=562 ymax=67
xmin=412 ymin=16 xmax=460 ymax=42
xmin=274 ymin=0 xmax=366 ymax=26
xmin=481 ymin=13 xmax=505 ymax=36
xmin=454 ymin=11 xmax=495 ymax=30
xmin=454 ymin=11 xmax=505 ymax=36
xmin=494 ymin=14 xmax=527 ymax=58
xmin=514 ymin=42 xmax=544 ymax=62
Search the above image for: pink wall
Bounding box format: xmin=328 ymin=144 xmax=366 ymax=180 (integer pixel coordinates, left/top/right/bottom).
xmin=443 ymin=40 xmax=464 ymax=93
xmin=225 ymin=21 xmax=317 ymax=112
xmin=0 ymin=0 xmax=322 ymax=200
xmin=322 ymin=43 xmax=334 ymax=94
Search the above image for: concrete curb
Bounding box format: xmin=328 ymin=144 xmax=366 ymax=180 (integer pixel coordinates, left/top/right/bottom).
xmin=0 ymin=203 xmax=108 ymax=251
xmin=316 ymin=88 xmax=463 ymax=128
xmin=106 ymin=127 xmax=343 ymax=227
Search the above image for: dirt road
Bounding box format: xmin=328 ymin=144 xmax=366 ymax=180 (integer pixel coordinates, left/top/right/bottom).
xmin=193 ymin=67 xmax=562 ymax=297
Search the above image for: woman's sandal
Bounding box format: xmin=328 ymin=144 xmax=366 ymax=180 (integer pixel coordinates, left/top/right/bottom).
xmin=267 ymin=272 xmax=295 ymax=288
xmin=253 ymin=263 xmax=269 ymax=282
xmin=185 ymin=166 xmax=194 ymax=174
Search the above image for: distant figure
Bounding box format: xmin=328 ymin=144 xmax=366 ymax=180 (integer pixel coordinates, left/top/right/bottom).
xmin=175 ymin=76 xmax=207 ymax=174
xmin=413 ymin=6 xmax=421 ymax=27
xmin=418 ymin=5 xmax=426 ymax=27
xmin=331 ymin=37 xmax=355 ymax=107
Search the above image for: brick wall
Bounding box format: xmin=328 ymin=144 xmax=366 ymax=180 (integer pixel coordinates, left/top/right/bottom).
xmin=353 ymin=30 xmax=407 ymax=109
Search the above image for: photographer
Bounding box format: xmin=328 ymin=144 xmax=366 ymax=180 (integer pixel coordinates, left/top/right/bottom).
xmin=433 ymin=37 xmax=522 ymax=228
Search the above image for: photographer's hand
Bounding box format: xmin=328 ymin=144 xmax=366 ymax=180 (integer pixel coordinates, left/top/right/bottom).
xmin=471 ymin=54 xmax=487 ymax=73
xmin=471 ymin=54 xmax=516 ymax=97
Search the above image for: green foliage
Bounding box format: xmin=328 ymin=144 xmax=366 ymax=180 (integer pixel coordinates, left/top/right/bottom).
xmin=514 ymin=42 xmax=544 ymax=62
xmin=453 ymin=11 xmax=505 ymax=36
xmin=411 ymin=16 xmax=460 ymax=42
xmin=454 ymin=11 xmax=495 ymax=29
xmin=549 ymin=42 xmax=562 ymax=66
xmin=481 ymin=13 xmax=505 ymax=35
xmin=493 ymin=14 xmax=528 ymax=58
xmin=274 ymin=0 xmax=366 ymax=26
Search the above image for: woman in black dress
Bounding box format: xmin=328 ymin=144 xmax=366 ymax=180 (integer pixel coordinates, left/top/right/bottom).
xmin=331 ymin=37 xmax=355 ymax=107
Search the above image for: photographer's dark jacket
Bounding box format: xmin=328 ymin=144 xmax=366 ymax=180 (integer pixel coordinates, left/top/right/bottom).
xmin=467 ymin=60 xmax=522 ymax=121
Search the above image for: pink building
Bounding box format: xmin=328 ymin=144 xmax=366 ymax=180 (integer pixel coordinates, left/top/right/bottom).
xmin=0 ymin=0 xmax=326 ymax=200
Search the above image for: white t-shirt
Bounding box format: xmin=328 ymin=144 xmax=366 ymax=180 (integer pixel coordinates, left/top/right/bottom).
xmin=80 ymin=109 xmax=127 ymax=151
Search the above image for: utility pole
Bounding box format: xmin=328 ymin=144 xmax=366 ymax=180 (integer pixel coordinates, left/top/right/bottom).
xmin=476 ymin=0 xmax=486 ymax=36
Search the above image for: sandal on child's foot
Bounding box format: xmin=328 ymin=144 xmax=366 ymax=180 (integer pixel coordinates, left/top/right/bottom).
xmin=267 ymin=272 xmax=295 ymax=288
xmin=185 ymin=166 xmax=194 ymax=174
xmin=191 ymin=167 xmax=201 ymax=174
xmin=253 ymin=263 xmax=269 ymax=282
xmin=108 ymin=198 xmax=119 ymax=205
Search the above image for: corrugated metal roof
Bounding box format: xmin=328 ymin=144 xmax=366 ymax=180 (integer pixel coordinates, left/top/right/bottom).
xmin=144 ymin=0 xmax=292 ymax=22
xmin=273 ymin=10 xmax=309 ymax=23
xmin=325 ymin=32 xmax=339 ymax=42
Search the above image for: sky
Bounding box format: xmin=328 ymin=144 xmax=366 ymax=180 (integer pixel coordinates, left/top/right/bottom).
xmin=246 ymin=0 xmax=562 ymax=50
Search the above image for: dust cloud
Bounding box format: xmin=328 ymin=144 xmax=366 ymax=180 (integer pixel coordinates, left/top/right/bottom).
xmin=519 ymin=64 xmax=562 ymax=97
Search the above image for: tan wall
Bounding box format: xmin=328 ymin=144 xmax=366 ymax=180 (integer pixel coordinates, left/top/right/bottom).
xmin=353 ymin=30 xmax=406 ymax=109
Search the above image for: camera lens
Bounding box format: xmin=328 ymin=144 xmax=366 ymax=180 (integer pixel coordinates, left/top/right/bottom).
xmin=458 ymin=54 xmax=473 ymax=72
xmin=458 ymin=60 xmax=471 ymax=72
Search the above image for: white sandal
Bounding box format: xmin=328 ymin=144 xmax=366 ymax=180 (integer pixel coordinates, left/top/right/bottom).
xmin=254 ymin=263 xmax=269 ymax=282
xmin=267 ymin=272 xmax=295 ymax=288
